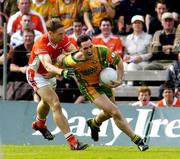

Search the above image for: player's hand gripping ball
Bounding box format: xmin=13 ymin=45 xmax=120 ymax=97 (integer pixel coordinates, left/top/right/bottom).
xmin=100 ymin=67 xmax=117 ymax=86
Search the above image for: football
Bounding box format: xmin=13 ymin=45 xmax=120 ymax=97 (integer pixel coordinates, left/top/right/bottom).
xmin=100 ymin=67 xmax=117 ymax=85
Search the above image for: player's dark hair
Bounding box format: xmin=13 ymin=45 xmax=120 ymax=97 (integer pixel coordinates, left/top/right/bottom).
xmin=77 ymin=34 xmax=91 ymax=47
xmin=46 ymin=18 xmax=64 ymax=32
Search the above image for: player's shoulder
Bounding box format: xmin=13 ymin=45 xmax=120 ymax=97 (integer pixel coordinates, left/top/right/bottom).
xmin=34 ymin=34 xmax=48 ymax=47
xmin=93 ymin=44 xmax=108 ymax=50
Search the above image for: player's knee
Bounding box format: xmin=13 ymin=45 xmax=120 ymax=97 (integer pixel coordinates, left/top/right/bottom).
xmin=51 ymin=101 xmax=61 ymax=113
xmin=109 ymin=107 xmax=119 ymax=118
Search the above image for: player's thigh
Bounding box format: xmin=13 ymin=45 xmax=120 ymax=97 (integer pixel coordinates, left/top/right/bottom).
xmin=37 ymin=85 xmax=59 ymax=106
xmin=93 ymin=94 xmax=118 ymax=113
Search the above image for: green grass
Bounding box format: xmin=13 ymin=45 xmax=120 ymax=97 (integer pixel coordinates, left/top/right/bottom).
xmin=1 ymin=145 xmax=180 ymax=159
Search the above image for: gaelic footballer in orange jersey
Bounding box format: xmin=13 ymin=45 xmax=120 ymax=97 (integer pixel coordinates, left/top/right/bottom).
xmin=26 ymin=19 xmax=88 ymax=150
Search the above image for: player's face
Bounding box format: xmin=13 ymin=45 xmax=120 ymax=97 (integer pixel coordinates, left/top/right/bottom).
xmin=138 ymin=92 xmax=150 ymax=106
xmin=51 ymin=27 xmax=65 ymax=43
xmin=80 ymin=39 xmax=93 ymax=59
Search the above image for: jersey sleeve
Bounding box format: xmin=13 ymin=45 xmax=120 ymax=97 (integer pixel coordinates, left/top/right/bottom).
xmin=100 ymin=46 xmax=121 ymax=66
xmin=62 ymin=54 xmax=77 ymax=67
xmin=34 ymin=42 xmax=49 ymax=55
xmin=107 ymin=49 xmax=121 ymax=66
xmin=62 ymin=35 xmax=71 ymax=51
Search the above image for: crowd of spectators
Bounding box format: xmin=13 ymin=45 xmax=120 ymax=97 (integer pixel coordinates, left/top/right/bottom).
xmin=0 ymin=0 xmax=179 ymax=106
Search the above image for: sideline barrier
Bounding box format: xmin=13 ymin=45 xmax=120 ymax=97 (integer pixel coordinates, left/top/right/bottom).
xmin=115 ymin=70 xmax=167 ymax=99
xmin=0 ymin=101 xmax=180 ymax=146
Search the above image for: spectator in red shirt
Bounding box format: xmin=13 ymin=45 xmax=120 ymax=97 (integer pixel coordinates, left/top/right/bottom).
xmin=7 ymin=0 xmax=47 ymax=35
xmin=157 ymin=82 xmax=180 ymax=107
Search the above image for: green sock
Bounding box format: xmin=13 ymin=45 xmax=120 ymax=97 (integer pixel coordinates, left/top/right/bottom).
xmin=92 ymin=119 xmax=101 ymax=127
xmin=131 ymin=135 xmax=141 ymax=144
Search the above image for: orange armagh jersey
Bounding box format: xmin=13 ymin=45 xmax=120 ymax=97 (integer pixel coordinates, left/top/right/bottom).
xmin=92 ymin=33 xmax=123 ymax=57
xmin=28 ymin=33 xmax=71 ymax=74
xmin=62 ymin=45 xmax=121 ymax=86
xmin=68 ymin=33 xmax=79 ymax=49
xmin=157 ymin=98 xmax=180 ymax=107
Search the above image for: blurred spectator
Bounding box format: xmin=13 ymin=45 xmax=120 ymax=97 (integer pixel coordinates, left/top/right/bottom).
xmin=123 ymin=15 xmax=152 ymax=71
xmin=7 ymin=0 xmax=47 ymax=35
xmin=144 ymin=12 xmax=180 ymax=70
xmin=92 ymin=17 xmax=123 ymax=57
xmin=114 ymin=0 xmax=147 ymax=35
xmin=166 ymin=61 xmax=180 ymax=99
xmin=156 ymin=81 xmax=180 ymax=107
xmin=3 ymin=0 xmax=19 ymax=17
xmin=131 ymin=86 xmax=156 ymax=107
xmin=7 ymin=28 xmax=35 ymax=100
xmin=0 ymin=26 xmax=13 ymax=85
xmin=165 ymin=0 xmax=180 ymax=15
xmin=82 ymin=0 xmax=115 ymax=35
xmin=148 ymin=0 xmax=168 ymax=35
xmin=68 ymin=18 xmax=84 ymax=49
xmin=178 ymin=24 xmax=180 ymax=30
xmin=0 ymin=1 xmax=9 ymax=26
xmin=55 ymin=0 xmax=83 ymax=35
xmin=10 ymin=13 xmax=42 ymax=48
xmin=30 ymin=0 xmax=57 ymax=22
xmin=159 ymin=61 xmax=180 ymax=99
xmin=171 ymin=12 xmax=180 ymax=28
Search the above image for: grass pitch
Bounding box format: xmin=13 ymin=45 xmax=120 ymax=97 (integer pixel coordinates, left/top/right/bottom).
xmin=2 ymin=145 xmax=180 ymax=159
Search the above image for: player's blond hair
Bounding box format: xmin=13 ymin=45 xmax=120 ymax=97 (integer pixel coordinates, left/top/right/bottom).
xmin=46 ymin=18 xmax=64 ymax=32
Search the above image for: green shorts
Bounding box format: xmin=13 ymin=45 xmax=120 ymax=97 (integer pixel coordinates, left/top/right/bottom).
xmin=79 ymin=84 xmax=113 ymax=102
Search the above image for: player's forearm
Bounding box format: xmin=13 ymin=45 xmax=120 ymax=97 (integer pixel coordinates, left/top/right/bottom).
xmin=44 ymin=63 xmax=63 ymax=75
xmin=116 ymin=60 xmax=124 ymax=81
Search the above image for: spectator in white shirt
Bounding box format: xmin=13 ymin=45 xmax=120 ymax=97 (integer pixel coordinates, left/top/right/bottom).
xmin=123 ymin=15 xmax=152 ymax=71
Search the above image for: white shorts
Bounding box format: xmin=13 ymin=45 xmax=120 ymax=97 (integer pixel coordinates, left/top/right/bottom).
xmin=26 ymin=67 xmax=56 ymax=91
